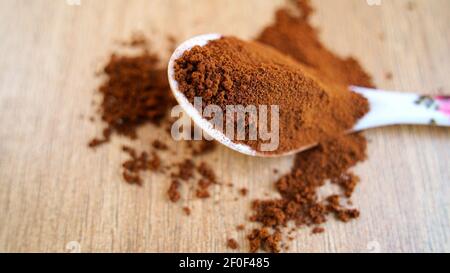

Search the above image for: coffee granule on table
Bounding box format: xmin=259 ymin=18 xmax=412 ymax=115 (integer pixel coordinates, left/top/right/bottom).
xmin=406 ymin=1 xmax=417 ymax=11
xmin=331 ymin=172 xmax=360 ymax=198
xmin=168 ymin=160 xmax=219 ymax=201
xmin=183 ymin=207 xmax=191 ymax=216
xmin=239 ymin=188 xmax=248 ymax=197
xmin=193 ymin=161 xmax=217 ymax=198
xmin=312 ymin=227 xmax=325 ymax=234
xmin=172 ymin=159 xmax=196 ymax=182
xmin=121 ymin=146 xmax=161 ymax=186
xmin=196 ymin=179 xmax=212 ymax=199
xmin=197 ymin=162 xmax=216 ymax=184
xmin=174 ymin=36 xmax=369 ymax=154
xmin=248 ymin=228 xmax=282 ymax=253
xmin=119 ymin=32 xmax=149 ymax=48
xmin=385 ymin=72 xmax=393 ymax=81
xmin=227 ymin=238 xmax=239 ymax=250
xmin=168 ymin=180 xmax=181 ymax=203
xmin=152 ymin=140 xmax=168 ymax=150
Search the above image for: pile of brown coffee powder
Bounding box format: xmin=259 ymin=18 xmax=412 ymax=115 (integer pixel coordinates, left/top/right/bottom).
xmin=248 ymin=134 xmax=366 ymax=252
xmin=88 ymin=0 xmax=374 ymax=253
xmin=174 ymin=36 xmax=369 ymax=154
xmin=88 ymin=51 xmax=175 ymax=147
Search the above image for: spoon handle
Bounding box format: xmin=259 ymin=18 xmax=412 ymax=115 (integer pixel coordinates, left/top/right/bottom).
xmin=351 ymin=86 xmax=450 ymax=131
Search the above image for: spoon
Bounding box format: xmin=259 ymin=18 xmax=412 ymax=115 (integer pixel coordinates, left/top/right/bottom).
xmin=167 ymin=33 xmax=450 ymax=157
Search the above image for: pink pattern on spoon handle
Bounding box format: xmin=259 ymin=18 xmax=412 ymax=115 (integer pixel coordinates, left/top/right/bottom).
xmin=435 ymin=96 xmax=450 ymax=117
xmin=414 ymin=95 xmax=450 ymax=121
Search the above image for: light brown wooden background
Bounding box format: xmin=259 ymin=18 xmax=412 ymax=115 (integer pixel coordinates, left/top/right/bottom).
xmin=0 ymin=0 xmax=449 ymax=253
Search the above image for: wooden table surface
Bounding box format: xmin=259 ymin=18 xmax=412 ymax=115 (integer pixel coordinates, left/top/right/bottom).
xmin=0 ymin=0 xmax=449 ymax=253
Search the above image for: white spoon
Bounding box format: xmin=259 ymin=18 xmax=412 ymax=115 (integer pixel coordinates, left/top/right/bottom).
xmin=167 ymin=33 xmax=450 ymax=157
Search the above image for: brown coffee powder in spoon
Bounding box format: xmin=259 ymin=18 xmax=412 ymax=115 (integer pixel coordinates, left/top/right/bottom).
xmin=174 ymin=36 xmax=369 ymax=154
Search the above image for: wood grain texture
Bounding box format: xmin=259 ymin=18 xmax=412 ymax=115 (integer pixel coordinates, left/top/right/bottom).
xmin=0 ymin=0 xmax=449 ymax=253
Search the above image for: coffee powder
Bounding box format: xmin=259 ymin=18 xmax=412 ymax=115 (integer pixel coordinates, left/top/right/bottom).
xmin=174 ymin=36 xmax=369 ymax=154
xmin=89 ymin=51 xmax=175 ymax=146
xmin=226 ymin=238 xmax=240 ymax=250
